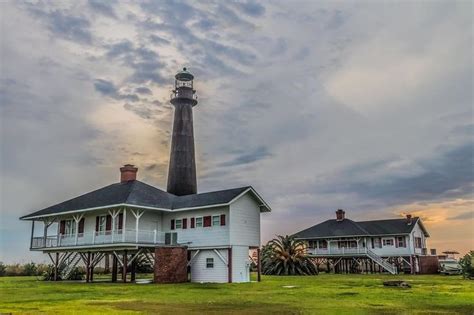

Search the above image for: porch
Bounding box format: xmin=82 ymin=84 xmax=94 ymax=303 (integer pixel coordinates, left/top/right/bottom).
xmin=30 ymin=229 xmax=177 ymax=250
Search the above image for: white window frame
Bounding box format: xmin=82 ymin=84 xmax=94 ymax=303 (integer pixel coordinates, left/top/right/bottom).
xmin=64 ymin=219 xmax=76 ymax=236
xmin=212 ymin=215 xmax=220 ymax=226
xmin=195 ymin=217 xmax=203 ymax=228
xmin=206 ymin=257 xmax=214 ymax=268
xmin=382 ymin=238 xmax=394 ymax=246
xmin=175 ymin=219 xmax=183 ymax=229
xmin=98 ymin=215 xmax=107 ymax=235
xmin=397 ymin=236 xmax=405 ymax=247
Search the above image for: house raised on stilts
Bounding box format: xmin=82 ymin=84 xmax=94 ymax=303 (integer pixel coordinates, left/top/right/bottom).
xmin=20 ymin=68 xmax=271 ymax=283
xmin=294 ymin=209 xmax=436 ymax=274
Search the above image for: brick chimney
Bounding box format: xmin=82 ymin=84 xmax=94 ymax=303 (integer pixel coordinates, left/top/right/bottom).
xmin=406 ymin=214 xmax=413 ymax=225
xmin=336 ymin=209 xmax=345 ymax=221
xmin=120 ymin=164 xmax=138 ymax=182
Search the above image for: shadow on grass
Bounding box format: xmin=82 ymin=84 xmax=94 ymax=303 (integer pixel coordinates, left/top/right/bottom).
xmin=91 ymin=300 xmax=303 ymax=314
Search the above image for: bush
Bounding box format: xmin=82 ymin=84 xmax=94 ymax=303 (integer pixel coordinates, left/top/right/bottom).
xmin=0 ymin=262 xmax=6 ymax=276
xmin=23 ymin=262 xmax=37 ymax=276
xmin=459 ymin=251 xmax=474 ymax=279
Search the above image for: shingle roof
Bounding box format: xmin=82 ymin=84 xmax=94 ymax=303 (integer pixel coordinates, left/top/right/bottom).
xmin=294 ymin=217 xmax=427 ymax=238
xmin=19 ymin=181 xmax=255 ymax=219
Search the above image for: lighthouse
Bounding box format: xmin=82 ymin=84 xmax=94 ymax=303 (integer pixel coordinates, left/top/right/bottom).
xmin=167 ymin=68 xmax=198 ymax=196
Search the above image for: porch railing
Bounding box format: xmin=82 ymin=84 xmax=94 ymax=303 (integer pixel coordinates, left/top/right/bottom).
xmin=307 ymin=247 xmax=368 ymax=256
xmin=30 ymin=229 xmax=174 ymax=249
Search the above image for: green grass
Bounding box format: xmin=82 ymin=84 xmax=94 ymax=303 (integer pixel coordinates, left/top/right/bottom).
xmin=0 ymin=274 xmax=473 ymax=314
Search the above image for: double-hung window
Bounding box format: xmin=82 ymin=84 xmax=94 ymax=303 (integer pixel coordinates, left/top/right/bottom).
xmin=206 ymin=258 xmax=214 ymax=268
xmin=397 ymin=236 xmax=406 ymax=247
xmin=415 ymin=237 xmax=422 ymax=248
xmin=64 ymin=219 xmax=76 ymax=236
xmin=175 ymin=219 xmax=183 ymax=229
xmin=212 ymin=215 xmax=220 ymax=226
xmin=382 ymin=238 xmax=394 ymax=246
xmin=195 ymin=217 xmax=203 ymax=228
xmin=98 ymin=215 xmax=107 ymax=234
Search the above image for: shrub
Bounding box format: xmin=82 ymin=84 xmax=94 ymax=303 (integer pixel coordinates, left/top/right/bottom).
xmin=65 ymin=267 xmax=85 ymax=280
xmin=0 ymin=262 xmax=6 ymax=276
xmin=459 ymin=251 xmax=474 ymax=279
xmin=23 ymin=262 xmax=37 ymax=276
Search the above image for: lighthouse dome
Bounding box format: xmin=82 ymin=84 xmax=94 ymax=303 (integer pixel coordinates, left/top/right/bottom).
xmin=175 ymin=67 xmax=194 ymax=81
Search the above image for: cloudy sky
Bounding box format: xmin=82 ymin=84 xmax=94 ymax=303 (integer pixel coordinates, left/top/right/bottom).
xmin=0 ymin=1 xmax=472 ymax=263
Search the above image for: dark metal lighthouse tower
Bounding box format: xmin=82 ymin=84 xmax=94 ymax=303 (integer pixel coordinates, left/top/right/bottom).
xmin=167 ymin=68 xmax=198 ymax=196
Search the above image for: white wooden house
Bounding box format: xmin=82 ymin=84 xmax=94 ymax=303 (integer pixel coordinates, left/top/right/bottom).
xmin=294 ymin=209 xmax=431 ymax=274
xmin=20 ymin=170 xmax=271 ymax=283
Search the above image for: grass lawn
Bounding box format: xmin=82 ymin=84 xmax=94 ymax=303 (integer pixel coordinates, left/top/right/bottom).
xmin=0 ymin=274 xmax=473 ymax=314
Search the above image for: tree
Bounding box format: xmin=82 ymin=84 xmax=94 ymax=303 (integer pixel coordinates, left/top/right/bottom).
xmin=459 ymin=251 xmax=474 ymax=279
xmin=0 ymin=262 xmax=6 ymax=276
xmin=261 ymin=235 xmax=318 ymax=275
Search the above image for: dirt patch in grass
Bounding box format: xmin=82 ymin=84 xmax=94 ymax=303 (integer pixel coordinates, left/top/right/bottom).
xmin=337 ymin=291 xmax=359 ymax=296
xmin=92 ymin=300 xmax=302 ymax=314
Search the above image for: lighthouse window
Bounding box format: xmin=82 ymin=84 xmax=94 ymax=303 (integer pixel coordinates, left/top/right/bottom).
xmin=195 ymin=217 xmax=203 ymax=228
xmin=212 ymin=215 xmax=220 ymax=226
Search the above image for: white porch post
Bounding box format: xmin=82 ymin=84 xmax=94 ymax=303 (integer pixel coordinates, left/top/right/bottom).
xmin=153 ymin=229 xmax=157 ymax=244
xmin=122 ymin=208 xmax=127 ymax=242
xmin=43 ymin=220 xmax=48 ymax=247
xmin=130 ymin=210 xmax=144 ymax=243
xmin=30 ymin=220 xmax=35 ymax=248
xmin=108 ymin=209 xmax=120 ymax=243
xmin=72 ymin=214 xmax=84 ymax=246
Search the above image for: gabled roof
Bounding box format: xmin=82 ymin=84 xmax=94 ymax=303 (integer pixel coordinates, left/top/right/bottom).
xmin=20 ymin=181 xmax=270 ymax=220
xmin=294 ymin=219 xmax=369 ymax=239
xmin=294 ymin=217 xmax=429 ymax=239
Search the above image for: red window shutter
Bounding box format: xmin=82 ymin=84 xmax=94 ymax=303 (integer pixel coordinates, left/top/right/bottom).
xmin=190 ymin=217 xmax=195 ymax=228
xmin=106 ymin=215 xmax=112 ymax=231
xmin=203 ymin=216 xmax=211 ymax=227
xmin=171 ymin=219 xmax=175 ymax=230
xmin=183 ymin=218 xmax=187 ymax=229
xmin=118 ymin=213 xmax=123 ymax=230
xmin=220 ymin=214 xmax=226 ymax=226
xmin=379 ymin=237 xmax=382 ymax=248
xmin=395 ymin=237 xmax=399 ymax=248
xmin=78 ymin=218 xmax=85 ymax=234
xmin=60 ymin=220 xmax=66 ymax=234
xmin=371 ymin=238 xmax=374 ymax=248
xmin=95 ymin=216 xmax=99 ymax=232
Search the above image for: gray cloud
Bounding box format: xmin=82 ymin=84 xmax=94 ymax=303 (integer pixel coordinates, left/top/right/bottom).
xmin=448 ymin=211 xmax=473 ymax=221
xmin=27 ymin=6 xmax=92 ymax=44
xmin=135 ymin=87 xmax=153 ymax=95
xmin=219 ymin=146 xmax=272 ymax=167
xmin=88 ymin=0 xmax=117 ymax=18
xmin=93 ymin=79 xmax=139 ymax=102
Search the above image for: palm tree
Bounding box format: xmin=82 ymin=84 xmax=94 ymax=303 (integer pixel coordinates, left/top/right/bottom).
xmin=261 ymin=235 xmax=318 ymax=275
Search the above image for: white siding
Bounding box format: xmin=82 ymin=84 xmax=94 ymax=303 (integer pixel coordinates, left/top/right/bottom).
xmin=369 ymin=236 xmax=413 ymax=256
xmin=190 ymin=249 xmax=228 ymax=283
xmin=409 ymin=221 xmax=427 ymax=255
xmin=162 ymin=207 xmax=230 ymax=248
xmin=229 ymin=193 xmax=261 ymax=247
xmin=231 ymin=245 xmax=250 ymax=283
